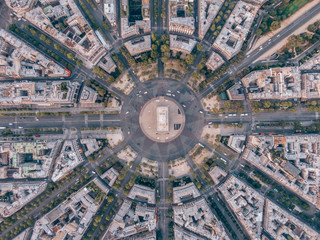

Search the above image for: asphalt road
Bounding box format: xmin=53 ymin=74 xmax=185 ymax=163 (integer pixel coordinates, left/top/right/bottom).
xmin=0 ymin=0 xmax=319 ymax=239
xmin=0 ymin=114 xmax=122 ymax=130
xmin=199 ymin=2 xmax=320 ymax=98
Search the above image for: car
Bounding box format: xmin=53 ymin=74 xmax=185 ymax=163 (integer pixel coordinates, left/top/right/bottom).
xmin=8 ymin=123 xmax=13 ymax=126
xmin=240 ymin=113 xmax=244 ymax=116
xmin=166 ymin=93 xmax=171 ymax=96
xmin=228 ymin=114 xmax=233 ymax=116
xmin=144 ymin=91 xmax=148 ymax=94
xmin=182 ymin=104 xmax=186 ymax=108
xmin=177 ymin=90 xmax=180 ymax=93
xmin=92 ymin=171 xmax=96 ymax=174
xmin=199 ymin=110 xmax=203 ymax=114
xmin=18 ymin=126 xmax=23 ymax=129
xmin=244 ymin=113 xmax=248 ymax=116
xmin=167 ymin=90 xmax=171 ymax=93
xmin=172 ymin=94 xmax=175 ymax=97
xmin=128 ymin=131 xmax=130 ymax=134
xmin=35 ymin=118 xmax=39 ymax=121
xmin=232 ymin=114 xmax=236 ymax=116
xmin=208 ymin=122 xmax=213 ymax=125
xmin=277 ymin=34 xmax=280 ymax=37
xmin=126 ymin=111 xmax=129 ymax=114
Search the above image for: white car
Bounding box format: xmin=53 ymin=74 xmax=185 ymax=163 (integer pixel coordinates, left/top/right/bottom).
xmin=18 ymin=126 xmax=23 ymax=129
xmin=9 ymin=123 xmax=13 ymax=126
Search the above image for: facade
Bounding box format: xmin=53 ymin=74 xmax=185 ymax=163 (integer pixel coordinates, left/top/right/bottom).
xmin=169 ymin=0 xmax=195 ymax=35
xmin=22 ymin=0 xmax=107 ymax=67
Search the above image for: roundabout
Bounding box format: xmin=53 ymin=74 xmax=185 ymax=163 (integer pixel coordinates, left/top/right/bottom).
xmin=139 ymin=96 xmax=185 ymax=143
xmin=121 ymin=78 xmax=206 ymax=162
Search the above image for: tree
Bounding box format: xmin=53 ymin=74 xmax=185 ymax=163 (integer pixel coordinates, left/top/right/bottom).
xmin=67 ymin=53 xmax=75 ymax=60
xmin=161 ymin=34 xmax=169 ymax=42
xmin=203 ymin=163 xmax=210 ymax=171
xmin=255 ymin=28 xmax=263 ymax=37
xmin=161 ymin=44 xmax=170 ymax=53
xmin=185 ymin=54 xmax=194 ymax=65
xmin=263 ymin=101 xmax=272 ymax=109
xmin=270 ymin=21 xmax=280 ymax=31
xmin=151 ymin=33 xmax=158 ymax=42
xmin=197 ymin=43 xmax=203 ymax=52
xmin=75 ymin=58 xmax=83 ymax=66
xmin=40 ymin=34 xmax=46 ymax=42
xmin=107 ymin=195 xmax=115 ymax=203
xmin=161 ymin=56 xmax=168 ymax=63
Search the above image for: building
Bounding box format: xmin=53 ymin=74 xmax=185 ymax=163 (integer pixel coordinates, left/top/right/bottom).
xmin=80 ymin=138 xmax=100 ymax=157
xmin=51 ymin=140 xmax=84 ymax=182
xmin=169 ymin=0 xmax=195 ymax=35
xmin=242 ymin=67 xmax=302 ymax=100
xmin=173 ymin=198 xmax=230 ymax=239
xmin=5 ymin=0 xmax=37 ymax=15
xmin=208 ymin=166 xmax=227 ymax=185
xmin=219 ymin=175 xmax=264 ymax=239
xmin=228 ymin=135 xmax=246 ymax=153
xmin=31 ymin=181 xmax=104 ymax=239
xmin=243 ymin=134 xmax=320 ymax=208
xmin=206 ymin=52 xmax=225 ymax=71
xmin=0 ymin=29 xmax=69 ymax=78
xmin=128 ymin=184 xmax=156 ymax=204
xmin=170 ymin=35 xmax=197 ymax=54
xmin=103 ymin=200 xmax=156 ymax=239
xmin=124 ymin=35 xmax=152 ymax=56
xmin=0 ymin=182 xmax=47 ymax=217
xmin=120 ymin=0 xmax=151 ymax=38
xmin=98 ymin=54 xmax=117 ymax=73
xmin=23 ymin=0 xmax=107 ymax=67
xmin=226 ymin=82 xmax=245 ymax=100
xmin=174 ymin=225 xmax=208 ymax=240
xmin=101 ymin=167 xmax=119 ymax=187
xmin=104 ymin=0 xmax=116 ymax=27
xmin=79 ymin=85 xmax=98 ymax=105
xmin=173 ymin=182 xmax=200 ymax=203
xmin=0 ymin=81 xmax=79 ymax=107
xmin=199 ymin=0 xmax=224 ymax=39
xmin=0 ymin=140 xmax=59 ymax=179
xmin=213 ymin=1 xmax=259 ymax=59
xmin=264 ymin=199 xmax=320 ymax=240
